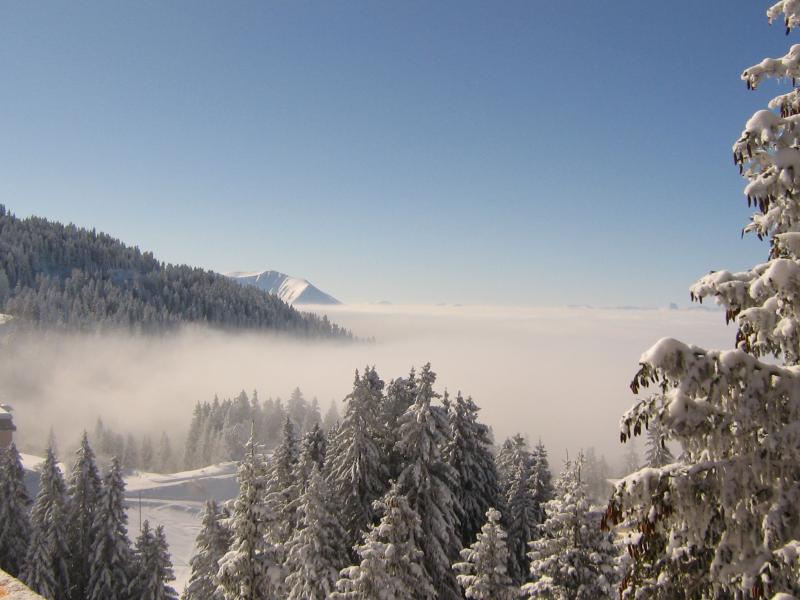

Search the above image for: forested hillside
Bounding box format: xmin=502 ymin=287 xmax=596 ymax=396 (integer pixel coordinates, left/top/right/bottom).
xmin=0 ymin=206 xmax=350 ymax=337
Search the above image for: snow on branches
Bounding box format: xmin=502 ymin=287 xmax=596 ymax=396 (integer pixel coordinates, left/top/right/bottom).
xmin=453 ymin=508 xmax=517 ymax=600
xmin=608 ymin=6 xmax=800 ymax=597
xmin=610 ymin=335 xmax=800 ymax=596
xmin=768 ymin=0 xmax=800 ymax=35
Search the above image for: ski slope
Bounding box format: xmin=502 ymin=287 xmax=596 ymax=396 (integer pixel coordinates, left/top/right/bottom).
xmin=124 ymin=463 xmax=240 ymax=592
xmin=21 ymin=455 xmax=240 ymax=594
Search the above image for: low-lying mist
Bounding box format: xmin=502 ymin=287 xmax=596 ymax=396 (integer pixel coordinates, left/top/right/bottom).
xmin=0 ymin=304 xmax=732 ymax=466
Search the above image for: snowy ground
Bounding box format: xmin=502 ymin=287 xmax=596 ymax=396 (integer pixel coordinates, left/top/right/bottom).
xmin=125 ymin=463 xmax=239 ymax=592
xmin=21 ymin=455 xmax=239 ymax=594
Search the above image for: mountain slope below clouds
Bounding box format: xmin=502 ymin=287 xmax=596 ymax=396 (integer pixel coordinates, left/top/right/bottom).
xmin=226 ymin=270 xmax=341 ymax=305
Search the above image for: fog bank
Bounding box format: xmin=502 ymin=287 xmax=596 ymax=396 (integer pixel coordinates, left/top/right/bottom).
xmin=0 ymin=304 xmax=732 ymax=464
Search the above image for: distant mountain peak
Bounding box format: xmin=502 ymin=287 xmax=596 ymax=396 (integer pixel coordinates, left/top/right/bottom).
xmin=225 ymin=270 xmax=340 ymax=305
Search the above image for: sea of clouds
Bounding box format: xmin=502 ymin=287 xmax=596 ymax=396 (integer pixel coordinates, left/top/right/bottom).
xmin=0 ymin=303 xmax=732 ymax=467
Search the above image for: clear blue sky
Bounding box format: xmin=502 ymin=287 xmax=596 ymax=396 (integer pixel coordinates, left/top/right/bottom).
xmin=0 ymin=1 xmax=790 ymax=305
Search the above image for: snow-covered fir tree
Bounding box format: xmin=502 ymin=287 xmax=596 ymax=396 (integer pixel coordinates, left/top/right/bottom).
xmin=130 ymin=521 xmax=178 ymax=600
xmin=331 ymin=485 xmax=435 ymax=600
xmin=87 ymin=457 xmax=135 ymax=600
xmin=182 ymin=500 xmax=231 ymax=600
xmin=67 ymin=431 xmax=103 ymax=600
xmin=496 ymin=435 xmax=523 ymax=490
xmin=445 ymin=392 xmax=502 ymax=548
xmin=264 ymin=416 xmax=300 ymax=544
xmin=504 ymin=438 xmax=541 ymax=585
xmin=644 ymin=418 xmax=674 ymax=469
xmin=265 ymin=398 xmax=287 ymax=449
xmin=453 ymin=507 xmax=517 ymax=600
xmin=297 ymin=423 xmax=327 ymax=487
xmin=323 ymin=420 xmax=340 ymax=474
xmin=531 ymin=440 xmax=553 ymax=505
xmin=182 ymin=390 xmax=339 ymax=468
xmin=287 ymin=388 xmax=307 ymax=433
xmin=603 ymin=4 xmax=800 ymax=598
xmin=326 ymin=367 xmax=389 ymax=549
xmin=304 ymin=397 xmax=322 ymax=433
xmin=140 ymin=434 xmax=155 ymax=471
xmin=158 ymin=431 xmax=175 ymax=473
xmin=322 ymin=400 xmax=340 ymax=433
xmin=380 ymin=369 xmax=417 ymax=479
xmin=395 ymin=363 xmax=462 ymax=600
xmin=217 ymin=431 xmax=283 ymax=600
xmin=22 ymin=446 xmax=70 ymax=600
xmin=498 ymin=435 xmax=542 ymax=501
xmin=152 ymin=525 xmax=179 ymax=599
xmin=23 ymin=515 xmax=56 ymax=596
xmin=582 ymin=447 xmax=612 ymax=504
xmin=122 ymin=433 xmax=139 ymax=473
xmin=184 ymin=403 xmax=204 ymax=470
xmin=46 ymin=428 xmax=58 ymax=458
xmin=524 ymin=454 xmax=617 ymax=600
xmin=0 ymin=443 xmax=31 ymax=577
xmin=284 ymin=467 xmax=348 ymax=600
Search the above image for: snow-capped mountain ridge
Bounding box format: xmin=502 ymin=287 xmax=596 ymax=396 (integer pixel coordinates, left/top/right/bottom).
xmin=225 ymin=270 xmax=340 ymax=305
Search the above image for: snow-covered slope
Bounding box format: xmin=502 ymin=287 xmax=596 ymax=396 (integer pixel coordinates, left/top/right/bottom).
xmin=20 ymin=455 xmax=240 ymax=595
xmin=225 ymin=270 xmax=340 ymax=305
xmin=124 ymin=463 xmax=240 ymax=592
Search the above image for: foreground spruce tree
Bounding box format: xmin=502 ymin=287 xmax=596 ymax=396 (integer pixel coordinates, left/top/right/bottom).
xmin=87 ymin=457 xmax=134 ymax=600
xmin=67 ymin=431 xmax=103 ymax=600
xmin=395 ymin=364 xmax=462 ymax=600
xmin=530 ymin=440 xmax=553 ymax=505
xmin=22 ymin=446 xmax=70 ymax=600
xmin=217 ymin=431 xmax=283 ymax=600
xmin=380 ymin=369 xmax=417 ymax=480
xmin=331 ymin=485 xmax=434 ymax=600
xmin=264 ymin=417 xmax=299 ymax=544
xmin=182 ymin=500 xmax=231 ymax=600
xmin=0 ymin=443 xmax=31 ymax=577
xmin=326 ymin=367 xmax=388 ymax=549
xmin=525 ymin=455 xmax=617 ymax=600
xmin=130 ymin=521 xmax=178 ymax=600
xmin=296 ymin=423 xmax=327 ymax=486
xmin=453 ymin=508 xmax=517 ymax=600
xmin=503 ymin=438 xmax=541 ymax=585
xmin=284 ymin=467 xmax=348 ymax=600
xmin=605 ymin=4 xmax=800 ymax=598
xmin=496 ymin=435 xmax=524 ymax=491
xmin=445 ymin=392 xmax=502 ymax=548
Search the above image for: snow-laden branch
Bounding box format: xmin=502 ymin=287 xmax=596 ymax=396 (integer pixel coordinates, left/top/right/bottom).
xmin=768 ymin=0 xmax=800 ymax=35
xmin=612 ymin=5 xmax=800 ymax=598
xmin=612 ymin=337 xmax=800 ymax=596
